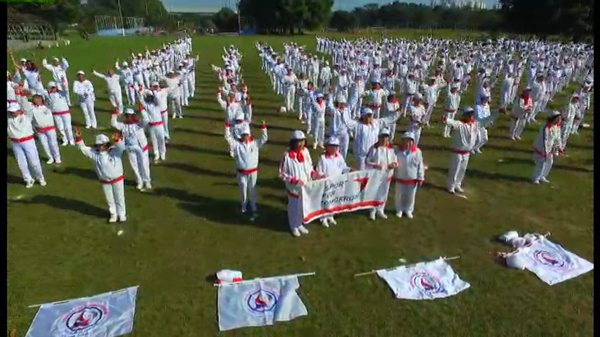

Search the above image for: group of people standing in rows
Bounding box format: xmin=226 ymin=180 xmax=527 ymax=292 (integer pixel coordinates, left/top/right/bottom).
xmin=248 ymin=37 xmax=593 ymax=237
xmin=7 ymin=37 xmax=197 ymax=223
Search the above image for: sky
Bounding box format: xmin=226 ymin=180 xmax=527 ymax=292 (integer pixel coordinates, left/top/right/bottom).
xmin=160 ymin=0 xmax=498 ymax=13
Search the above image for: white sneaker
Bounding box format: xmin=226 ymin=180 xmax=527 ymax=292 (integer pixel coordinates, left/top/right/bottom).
xmin=178 ymin=115 xmax=183 ymax=119
xmin=321 ymin=219 xmax=329 ymax=228
xmin=85 ymin=125 xmax=91 ymax=129
xmin=55 ymin=159 xmax=62 ymax=164
xmin=298 ymin=225 xmax=309 ymax=234
xmin=154 ymin=158 xmax=160 ymax=164
xmin=118 ymin=215 xmax=127 ymax=222
xmin=532 ymin=179 xmax=540 ymax=185
xmin=475 ymin=149 xmax=482 ymax=154
xmin=172 ymin=114 xmax=177 ymax=119
xmin=144 ymin=182 xmax=152 ymax=189
xmin=25 ymin=180 xmax=35 ymax=188
xmin=69 ymin=141 xmax=76 ymax=146
xmin=455 ymin=186 xmax=464 ymax=193
xmin=292 ymin=228 xmax=301 ymax=237
xmin=108 ymin=215 xmax=118 ymax=223
xmin=241 ymin=207 xmax=247 ymax=214
xmin=46 ymin=158 xmax=54 ymax=164
xmin=540 ymin=177 xmax=550 ymax=183
xmin=329 ymin=217 xmax=337 ymax=225
xmin=448 ymin=188 xmax=456 ymax=194
xmin=136 ymin=183 xmax=144 ymax=190
xmin=405 ymin=212 xmax=414 ymax=219
xmin=515 ymin=136 xmax=522 ymax=140
xmin=61 ymin=140 xmax=68 ymax=146
xmin=377 ymin=209 xmax=388 ymax=219
xmin=312 ymin=143 xmax=318 ymax=149
xmin=39 ymin=179 xmax=47 ymax=187
xmin=369 ymin=209 xmax=376 ymax=221
xmin=396 ymin=211 xmax=403 ymax=218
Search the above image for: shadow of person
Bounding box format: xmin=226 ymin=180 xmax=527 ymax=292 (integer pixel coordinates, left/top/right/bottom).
xmin=11 ymin=195 xmax=107 ymax=218
xmin=152 ymin=187 xmax=289 ymax=233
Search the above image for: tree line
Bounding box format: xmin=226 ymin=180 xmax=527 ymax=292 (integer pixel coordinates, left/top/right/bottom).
xmin=9 ymin=0 xmax=593 ymax=39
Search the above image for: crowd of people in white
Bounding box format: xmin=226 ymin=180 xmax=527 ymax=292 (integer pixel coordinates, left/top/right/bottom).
xmin=7 ymin=37 xmax=197 ymax=223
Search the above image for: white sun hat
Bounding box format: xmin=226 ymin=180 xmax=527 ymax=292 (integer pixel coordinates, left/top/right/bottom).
xmin=94 ymin=134 xmax=110 ymax=145
xmin=291 ymin=130 xmax=306 ymax=140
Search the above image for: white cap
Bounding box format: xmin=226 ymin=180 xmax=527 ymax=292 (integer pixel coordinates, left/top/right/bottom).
xmin=524 ymin=86 xmax=532 ymax=91
xmin=47 ymin=81 xmax=57 ymax=88
xmin=235 ymin=111 xmax=245 ymax=120
xmin=316 ymin=93 xmax=324 ymax=99
xmin=122 ymin=61 xmax=129 ymax=67
xmin=151 ymin=81 xmax=160 ymax=87
xmin=506 ymin=254 xmax=527 ymax=270
xmin=20 ymin=58 xmax=26 ymax=62
xmin=76 ymin=70 xmax=85 ymax=76
xmin=326 ymin=136 xmax=340 ymax=146
xmin=239 ymin=124 xmax=251 ymax=135
xmin=94 ymin=134 xmax=110 ymax=145
xmin=499 ymin=231 xmax=519 ymax=243
xmin=7 ymin=102 xmax=21 ymax=112
xmin=124 ymin=108 xmax=135 ymax=115
xmin=379 ymin=128 xmax=390 ymax=136
xmin=548 ymin=110 xmax=561 ymax=117
xmin=291 ymin=130 xmax=306 ymax=140
xmin=462 ymin=107 xmax=475 ymax=115
xmin=401 ymin=131 xmax=415 ymax=140
xmin=414 ymin=93 xmax=423 ymax=100
xmin=509 ymin=237 xmax=528 ymax=249
xmin=53 ymin=57 xmax=59 ymax=62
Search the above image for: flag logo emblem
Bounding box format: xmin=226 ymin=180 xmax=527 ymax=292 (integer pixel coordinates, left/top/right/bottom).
xmin=246 ymin=289 xmax=278 ymax=313
xmin=410 ymin=272 xmax=443 ymax=294
xmin=60 ymin=304 xmax=108 ymax=333
xmin=533 ymin=250 xmax=566 ymax=269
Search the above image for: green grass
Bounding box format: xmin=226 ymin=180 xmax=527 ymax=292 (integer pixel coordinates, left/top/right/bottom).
xmin=7 ymin=34 xmax=594 ymax=337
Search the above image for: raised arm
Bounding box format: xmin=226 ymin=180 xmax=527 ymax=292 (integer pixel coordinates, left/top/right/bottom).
xmin=61 ymin=58 xmax=69 ymax=71
xmin=110 ymin=109 xmax=125 ymax=130
xmin=255 ymin=121 xmax=268 ymax=149
xmin=224 ymin=123 xmax=236 ymax=148
xmin=74 ymin=127 xmax=96 ymax=159
xmin=92 ymin=70 xmax=106 ymax=80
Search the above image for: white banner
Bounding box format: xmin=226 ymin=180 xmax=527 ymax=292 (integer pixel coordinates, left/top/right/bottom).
xmin=302 ymin=170 xmax=392 ymax=223
xmin=218 ymin=276 xmax=308 ymax=331
xmin=25 ymin=286 xmax=138 ymax=337
xmin=376 ymin=259 xmax=470 ymax=300
xmin=517 ymin=239 xmax=594 ymax=285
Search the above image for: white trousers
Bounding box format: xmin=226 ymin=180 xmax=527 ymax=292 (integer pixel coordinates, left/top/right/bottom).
xmin=447 ymin=152 xmax=470 ymax=190
xmin=473 ymin=127 xmax=488 ymax=151
xmin=338 ymin=132 xmax=349 ymax=159
xmin=561 ymin=120 xmax=574 ymax=148
xmin=237 ymin=171 xmax=258 ymax=212
xmin=109 ymin=92 xmax=124 ymax=114
xmin=287 ymin=194 xmax=303 ymax=230
xmin=312 ymin=120 xmax=325 ymax=147
xmin=37 ymin=129 xmax=61 ymax=162
xmin=533 ymin=153 xmax=553 ymax=181
xmin=423 ymin=103 xmax=435 ymax=124
xmin=181 ymin=82 xmax=190 ymax=106
xmin=79 ymin=98 xmax=97 ymax=128
xmin=124 ymin=84 xmax=136 ymax=105
xmin=443 ymin=112 xmax=456 ymax=137
xmin=149 ymin=125 xmax=166 ymax=160
xmin=127 ymin=146 xmax=151 ymax=184
xmin=187 ymin=76 xmax=195 ymax=97
xmin=285 ymin=87 xmax=296 ymax=111
xmin=53 ymin=113 xmax=74 ymax=143
xmin=11 ymin=139 xmax=44 ymax=182
xmin=59 ymin=81 xmax=72 ymax=106
xmin=355 ymin=155 xmax=367 ymax=171
xmin=102 ymin=180 xmax=126 ymax=217
xmin=161 ymin=111 xmax=170 ymax=138
xmin=509 ymin=115 xmax=527 ymax=139
xmin=170 ymin=97 xmax=183 ymax=118
xmin=395 ymin=182 xmax=418 ymax=213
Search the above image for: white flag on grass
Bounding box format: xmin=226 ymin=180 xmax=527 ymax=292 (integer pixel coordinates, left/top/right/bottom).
xmin=25 ymin=286 xmax=138 ymax=337
xmin=376 ymin=258 xmax=470 ymax=300
xmin=218 ymin=276 xmax=308 ymax=331
xmin=517 ymin=238 xmax=594 ymax=285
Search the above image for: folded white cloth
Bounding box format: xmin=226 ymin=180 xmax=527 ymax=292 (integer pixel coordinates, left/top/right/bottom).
xmin=216 ymin=269 xmax=243 ymax=283
xmin=499 ymin=231 xmax=519 ymax=243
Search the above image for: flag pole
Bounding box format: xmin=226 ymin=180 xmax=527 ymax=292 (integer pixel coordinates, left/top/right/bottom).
xmin=213 ymin=272 xmax=316 ymax=287
xmin=353 ymin=256 xmax=461 ymax=278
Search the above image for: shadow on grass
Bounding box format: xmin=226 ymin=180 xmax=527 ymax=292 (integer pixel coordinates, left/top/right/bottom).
xmin=162 ymin=162 xmax=235 ymax=178
xmin=56 ymin=167 xmax=138 ymax=187
xmin=7 ymin=174 xmax=22 ymax=185
xmin=153 ymin=187 xmax=288 ymax=233
xmin=168 ymin=143 xmax=229 ymax=157
xmin=11 ymin=195 xmax=107 ymax=218
xmin=483 ymin=144 xmax=533 ymax=154
xmin=174 ymin=127 xmax=223 ymax=138
xmin=427 ymin=166 xmax=530 ymax=183
xmin=501 ymin=157 xmax=593 ymax=174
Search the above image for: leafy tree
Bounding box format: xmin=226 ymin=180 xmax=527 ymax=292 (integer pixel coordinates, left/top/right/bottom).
xmin=212 ymin=7 xmax=238 ymax=32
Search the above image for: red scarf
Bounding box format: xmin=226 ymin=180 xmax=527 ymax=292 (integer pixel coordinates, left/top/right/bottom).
xmin=289 ymin=148 xmax=305 ymax=162
xmin=325 ymin=151 xmax=339 ymax=158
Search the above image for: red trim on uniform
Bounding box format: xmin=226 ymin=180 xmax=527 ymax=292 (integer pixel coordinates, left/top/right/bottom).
xmin=290 ymin=177 xmax=299 ymax=185
xmin=237 ymin=168 xmax=258 ymax=175
xmin=143 ymin=145 xmax=149 ymax=151
xmin=394 ymin=178 xmax=421 ymax=185
xmin=288 ymin=191 xmax=300 ymax=198
xmin=36 ymin=126 xmax=56 ymax=133
xmin=76 ymin=138 xmax=83 ymax=143
xmin=149 ymin=121 xmax=164 ymax=126
xmin=262 ymin=124 xmax=267 ymax=129
xmin=225 ymin=123 xmax=232 ymax=128
xmin=451 ymin=149 xmax=471 ymax=155
xmin=10 ymin=135 xmax=34 ymax=143
xmin=369 ymin=104 xmax=382 ymax=108
xmin=303 ymin=200 xmax=385 ymax=222
xmin=445 ymin=109 xmax=456 ymax=112
xmin=534 ymin=149 xmax=548 ymax=158
xmin=52 ymin=111 xmax=70 ymax=116
xmin=100 ymin=176 xmax=125 ymax=184
xmin=7 ymin=100 xmax=16 ymax=103
xmin=161 ymin=109 xmax=168 ymax=114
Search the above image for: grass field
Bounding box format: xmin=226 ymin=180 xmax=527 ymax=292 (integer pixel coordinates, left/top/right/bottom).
xmin=7 ymin=33 xmax=594 ymax=337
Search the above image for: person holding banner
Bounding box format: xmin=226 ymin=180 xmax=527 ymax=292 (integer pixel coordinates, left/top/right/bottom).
xmin=279 ymin=130 xmax=319 ymax=237
xmin=225 ymin=120 xmax=269 ymax=217
xmin=365 ymin=128 xmax=398 ymax=220
xmin=342 ymin=107 xmax=401 ymax=170
xmin=393 ymin=132 xmax=425 ymax=219
xmin=315 ymin=136 xmax=352 ymax=227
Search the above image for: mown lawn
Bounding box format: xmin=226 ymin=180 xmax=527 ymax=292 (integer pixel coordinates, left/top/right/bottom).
xmin=7 ymin=33 xmax=594 ymax=337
